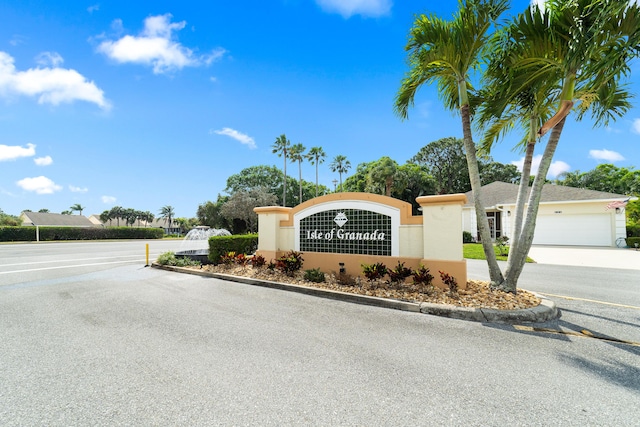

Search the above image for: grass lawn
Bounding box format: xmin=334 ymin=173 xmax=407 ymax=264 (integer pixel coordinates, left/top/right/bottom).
xmin=463 ymin=243 xmax=534 ymax=263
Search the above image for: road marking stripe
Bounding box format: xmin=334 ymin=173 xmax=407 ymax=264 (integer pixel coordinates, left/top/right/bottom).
xmin=538 ymin=292 xmax=640 ymax=310
xmin=0 ymin=259 xmax=146 ymax=275
xmin=0 ymin=254 xmax=151 ymax=267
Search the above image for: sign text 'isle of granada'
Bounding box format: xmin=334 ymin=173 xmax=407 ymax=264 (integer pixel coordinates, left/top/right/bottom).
xmin=299 ymin=209 xmax=391 ymax=256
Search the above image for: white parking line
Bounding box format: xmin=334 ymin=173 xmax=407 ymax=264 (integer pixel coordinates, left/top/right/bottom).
xmin=0 ymin=254 xmax=151 ymax=267
xmin=0 ymin=259 xmax=148 ymax=275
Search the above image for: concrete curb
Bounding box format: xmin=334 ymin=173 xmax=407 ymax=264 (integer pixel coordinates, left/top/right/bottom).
xmin=152 ymin=263 xmax=558 ymax=323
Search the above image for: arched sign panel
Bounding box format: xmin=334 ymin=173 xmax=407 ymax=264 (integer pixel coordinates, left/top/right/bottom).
xmin=294 ymin=201 xmax=400 ymax=256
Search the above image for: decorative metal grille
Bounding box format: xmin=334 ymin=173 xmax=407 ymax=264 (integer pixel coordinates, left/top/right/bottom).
xmin=299 ymin=208 xmax=391 ymax=255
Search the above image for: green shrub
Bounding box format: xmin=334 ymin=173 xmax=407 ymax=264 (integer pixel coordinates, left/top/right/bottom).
xmin=439 ymin=270 xmax=458 ymax=296
xmin=387 ymin=261 xmax=413 ymax=284
xmin=303 ymin=268 xmax=325 ymax=283
xmin=412 ymin=265 xmax=434 ymax=287
xmin=157 ymin=251 xmax=176 ymax=265
xmin=208 ymin=234 xmax=258 ymax=264
xmin=361 ymin=262 xmax=387 ymax=282
xmin=251 ymin=254 xmax=266 ymax=268
xmin=626 ymin=237 xmax=640 ymax=248
xmin=627 ymin=224 xmax=640 ymax=237
xmin=337 ymin=271 xmax=357 ymax=286
xmin=156 ymin=251 xmax=201 ymax=267
xmin=219 ymin=251 xmax=237 ymax=266
xmin=276 ymin=251 xmax=304 ymax=276
xmin=0 ymin=226 xmax=163 ymax=242
xmin=462 ymin=231 xmax=474 ymax=243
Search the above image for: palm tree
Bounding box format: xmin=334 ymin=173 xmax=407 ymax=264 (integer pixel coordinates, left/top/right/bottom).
xmin=395 ymin=0 xmax=509 ymax=286
xmin=289 ymin=143 xmax=306 ymax=205
xmin=109 ymin=206 xmax=124 ymax=226
xmin=368 ymin=156 xmax=398 ymax=197
xmin=481 ymin=0 xmax=640 ymax=292
xmin=305 ymin=146 xmax=326 ymax=198
xmin=272 ymin=134 xmax=291 ymax=207
xmin=70 ymin=203 xmax=85 ymax=215
xmin=143 ymin=211 xmax=154 ymax=227
xmin=330 ymin=155 xmax=351 ymax=192
xmin=159 ymin=205 xmax=175 ymax=232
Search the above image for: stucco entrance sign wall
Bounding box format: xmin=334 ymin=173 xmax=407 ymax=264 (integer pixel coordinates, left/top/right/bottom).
xmin=254 ymin=192 xmax=468 ymax=289
xmin=296 ymin=201 xmax=399 ymax=256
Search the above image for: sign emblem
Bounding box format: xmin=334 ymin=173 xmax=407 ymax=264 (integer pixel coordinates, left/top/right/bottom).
xmin=333 ymin=212 xmax=348 ymax=227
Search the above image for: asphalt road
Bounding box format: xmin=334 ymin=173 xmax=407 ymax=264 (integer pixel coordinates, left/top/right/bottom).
xmin=1 ymin=242 xmax=639 ymax=426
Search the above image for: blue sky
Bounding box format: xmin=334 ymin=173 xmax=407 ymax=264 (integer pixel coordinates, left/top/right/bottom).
xmin=1 ymin=0 xmax=639 ymax=218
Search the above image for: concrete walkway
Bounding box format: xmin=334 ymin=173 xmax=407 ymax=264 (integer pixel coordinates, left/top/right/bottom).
xmin=527 ymin=245 xmax=640 ymax=270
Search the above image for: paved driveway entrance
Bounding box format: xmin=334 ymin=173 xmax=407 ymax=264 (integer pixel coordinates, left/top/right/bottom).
xmin=528 ymin=245 xmax=640 ymax=270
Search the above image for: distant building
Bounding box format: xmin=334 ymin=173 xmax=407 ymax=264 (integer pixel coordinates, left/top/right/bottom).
xmin=87 ymin=214 xmax=181 ymax=235
xmin=20 ymin=211 xmax=96 ymax=228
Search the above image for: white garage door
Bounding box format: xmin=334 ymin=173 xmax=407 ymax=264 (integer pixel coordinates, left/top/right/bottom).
xmin=532 ymin=214 xmax=612 ymax=246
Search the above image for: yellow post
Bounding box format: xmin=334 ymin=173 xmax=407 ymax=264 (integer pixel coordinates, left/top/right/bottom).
xmin=145 ymin=243 xmax=149 ymax=267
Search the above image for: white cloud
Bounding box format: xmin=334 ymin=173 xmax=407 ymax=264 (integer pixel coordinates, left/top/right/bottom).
xmin=632 ymin=118 xmax=640 ymax=134
xmin=315 ymin=0 xmax=392 ymax=18
xmin=69 ymin=185 xmax=88 ymax=193
xmin=589 ymin=149 xmax=625 ymax=162
xmin=102 ymin=195 xmax=116 ymax=203
xmin=0 ymin=51 xmax=110 ymax=109
xmin=9 ymin=35 xmax=27 ymax=47
xmin=97 ymin=14 xmax=225 ymax=74
xmin=16 ymin=176 xmax=62 ymax=194
xmin=0 ymin=143 xmax=35 ymax=161
xmin=511 ymin=154 xmax=571 ymax=178
xmin=87 ymin=4 xmax=100 ymax=13
xmin=35 ymin=52 xmax=64 ymax=67
xmin=530 ymin=0 xmax=546 ymax=10
xmin=212 ymin=127 xmax=257 ymax=149
xmin=34 ymin=155 xmax=53 ymax=166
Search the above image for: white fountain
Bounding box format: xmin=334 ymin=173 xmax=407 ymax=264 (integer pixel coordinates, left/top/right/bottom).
xmin=175 ymin=226 xmax=231 ymax=263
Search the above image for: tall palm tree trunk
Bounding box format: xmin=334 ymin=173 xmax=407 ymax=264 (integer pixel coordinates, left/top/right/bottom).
xmin=298 ymin=161 xmax=303 ymax=204
xmin=461 ymin=104 xmax=504 ymax=286
xmin=283 ymin=158 xmax=287 ymax=207
xmin=315 ymin=162 xmax=319 ymax=198
xmin=503 ymin=117 xmax=566 ymax=290
xmin=509 ymin=117 xmax=538 ymax=253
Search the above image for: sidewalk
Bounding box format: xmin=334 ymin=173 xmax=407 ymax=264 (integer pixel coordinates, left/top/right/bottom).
xmin=527 ymin=245 xmax=640 ymax=270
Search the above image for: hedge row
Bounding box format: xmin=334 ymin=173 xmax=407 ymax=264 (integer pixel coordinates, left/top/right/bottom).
xmin=208 ymin=234 xmax=258 ymax=264
xmin=0 ymin=226 xmax=164 ymax=242
xmin=627 ymin=223 xmax=640 ymax=238
xmin=626 ymin=237 xmax=640 ymax=248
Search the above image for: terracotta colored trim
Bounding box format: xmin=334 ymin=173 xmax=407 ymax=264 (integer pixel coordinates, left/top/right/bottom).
xmin=278 ymin=192 xmax=420 ymax=226
xmin=253 ymin=206 xmax=292 ymax=214
xmin=417 ymin=194 xmax=467 ymax=206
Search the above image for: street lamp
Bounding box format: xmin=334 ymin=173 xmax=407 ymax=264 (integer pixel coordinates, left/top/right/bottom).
xmin=332 ymin=179 xmax=338 ymax=192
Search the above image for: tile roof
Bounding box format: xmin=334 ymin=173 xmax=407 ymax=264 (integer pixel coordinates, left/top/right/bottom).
xmin=464 ymin=181 xmax=629 ymax=207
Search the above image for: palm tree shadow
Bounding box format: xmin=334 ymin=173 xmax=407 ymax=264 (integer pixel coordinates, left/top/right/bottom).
xmin=557 ymin=350 xmax=640 ymax=393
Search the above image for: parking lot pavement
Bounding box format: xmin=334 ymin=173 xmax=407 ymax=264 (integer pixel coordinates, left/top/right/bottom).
xmin=527 ymin=245 xmax=640 ymax=270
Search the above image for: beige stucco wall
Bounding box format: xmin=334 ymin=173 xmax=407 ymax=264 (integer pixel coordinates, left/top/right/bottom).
xmin=255 ymin=193 xmax=468 ymax=289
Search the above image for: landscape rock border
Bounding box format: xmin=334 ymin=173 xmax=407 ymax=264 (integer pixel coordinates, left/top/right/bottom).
xmin=152 ymin=263 xmax=559 ymax=323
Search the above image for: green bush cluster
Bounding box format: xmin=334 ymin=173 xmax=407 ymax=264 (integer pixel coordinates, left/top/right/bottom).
xmin=627 ymin=224 xmax=640 ymax=238
xmin=157 ymin=251 xmax=202 ymax=267
xmin=361 ymin=262 xmax=438 ymax=288
xmin=208 ymin=234 xmax=258 ymax=264
xmin=626 ymin=237 xmax=640 ymax=248
xmin=303 ymin=268 xmax=326 ymax=283
xmin=0 ymin=226 xmax=163 ymax=242
xmin=462 ymin=231 xmax=474 ymax=243
xmin=275 ymin=251 xmax=304 ymax=276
